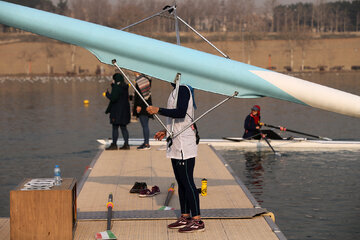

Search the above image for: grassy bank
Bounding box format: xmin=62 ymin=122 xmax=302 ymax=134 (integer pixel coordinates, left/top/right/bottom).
xmin=0 ymin=33 xmax=359 ymax=75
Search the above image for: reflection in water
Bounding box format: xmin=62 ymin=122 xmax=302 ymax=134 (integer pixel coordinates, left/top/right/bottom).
xmin=244 ymin=152 xmax=264 ymax=203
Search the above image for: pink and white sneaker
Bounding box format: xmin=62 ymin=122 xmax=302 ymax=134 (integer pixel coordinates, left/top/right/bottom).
xmin=138 ymin=185 xmax=160 ymax=197
xmin=167 ymin=216 xmax=191 ymax=229
xmin=178 ymin=219 xmax=205 ymax=233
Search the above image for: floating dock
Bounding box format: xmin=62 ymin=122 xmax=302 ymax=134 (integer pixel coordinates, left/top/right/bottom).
xmin=1 ymin=143 xmax=286 ymax=239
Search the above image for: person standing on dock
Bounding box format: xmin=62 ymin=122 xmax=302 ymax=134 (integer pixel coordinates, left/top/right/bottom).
xmin=133 ymin=72 xmax=153 ymax=150
xmin=243 ymin=105 xmax=262 ymax=140
xmin=146 ymin=84 xmax=205 ymax=233
xmin=105 ymin=73 xmax=131 ymax=150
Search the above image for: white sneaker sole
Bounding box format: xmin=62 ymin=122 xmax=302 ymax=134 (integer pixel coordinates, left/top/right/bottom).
xmin=168 ymin=224 xmax=187 ymax=229
xmin=137 ymin=147 xmax=151 ymax=151
xmin=179 ymin=228 xmax=205 ymax=233
xmin=138 ymin=191 xmax=159 ymax=198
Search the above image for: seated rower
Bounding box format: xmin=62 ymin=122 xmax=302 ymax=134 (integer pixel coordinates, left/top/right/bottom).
xmin=243 ymin=105 xmax=262 ymax=140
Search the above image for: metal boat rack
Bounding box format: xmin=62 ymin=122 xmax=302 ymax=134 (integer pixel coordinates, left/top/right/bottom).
xmin=112 ymin=2 xmax=237 ymax=140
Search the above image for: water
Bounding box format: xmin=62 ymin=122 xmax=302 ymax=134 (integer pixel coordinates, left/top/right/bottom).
xmin=0 ymin=73 xmax=360 ymax=239
xmin=218 ymin=150 xmax=360 ymax=240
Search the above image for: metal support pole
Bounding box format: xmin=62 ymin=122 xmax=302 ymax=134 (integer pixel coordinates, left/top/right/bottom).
xmin=176 ymin=16 xmax=230 ymax=59
xmin=111 ymin=59 xmax=171 ymax=135
xmin=114 ymin=5 xmax=235 ymax=141
xmin=120 ymin=6 xmax=175 ymax=31
xmin=172 ymin=91 xmax=238 ymax=139
xmin=172 ymin=3 xmax=181 ymax=46
xmin=119 ymin=3 xmax=229 ymax=60
xmin=170 ymin=74 xmax=181 ymax=136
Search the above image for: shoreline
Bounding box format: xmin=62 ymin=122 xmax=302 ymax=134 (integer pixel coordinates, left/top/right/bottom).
xmin=0 ymin=70 xmax=359 ymax=78
xmin=0 ymin=33 xmax=359 ymax=75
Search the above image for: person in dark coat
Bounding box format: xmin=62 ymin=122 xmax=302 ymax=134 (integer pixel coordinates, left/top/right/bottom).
xmin=105 ymin=73 xmax=131 ymax=150
xmin=243 ymin=105 xmax=262 ymax=140
xmin=133 ymin=73 xmax=153 ymax=150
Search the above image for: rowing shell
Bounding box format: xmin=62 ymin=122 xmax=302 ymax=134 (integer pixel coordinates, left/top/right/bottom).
xmin=97 ymin=139 xmax=360 ymax=151
xmin=0 ymin=1 xmax=360 ymax=118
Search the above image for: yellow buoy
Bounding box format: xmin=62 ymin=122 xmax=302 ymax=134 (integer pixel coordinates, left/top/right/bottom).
xmin=102 ymin=92 xmax=106 ymax=97
xmin=83 ymin=100 xmax=89 ymax=104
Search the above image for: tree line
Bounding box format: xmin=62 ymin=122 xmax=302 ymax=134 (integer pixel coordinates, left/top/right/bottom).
xmin=272 ymin=1 xmax=360 ymax=33
xmin=1 ymin=0 xmax=360 ymax=34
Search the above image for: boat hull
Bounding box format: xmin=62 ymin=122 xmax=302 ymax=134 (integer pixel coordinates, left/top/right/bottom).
xmin=0 ymin=1 xmax=360 ymax=118
xmin=97 ymin=139 xmax=360 ymax=151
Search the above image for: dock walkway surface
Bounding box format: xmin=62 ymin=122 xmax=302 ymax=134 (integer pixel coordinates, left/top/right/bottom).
xmin=1 ymin=143 xmax=286 ymax=239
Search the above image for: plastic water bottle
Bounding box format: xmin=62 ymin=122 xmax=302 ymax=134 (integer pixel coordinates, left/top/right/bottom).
xmin=54 ymin=165 xmax=62 ymax=186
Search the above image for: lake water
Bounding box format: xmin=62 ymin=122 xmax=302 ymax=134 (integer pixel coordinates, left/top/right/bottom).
xmin=0 ymin=72 xmax=359 ymax=239
xmin=217 ymin=150 xmax=360 ymax=240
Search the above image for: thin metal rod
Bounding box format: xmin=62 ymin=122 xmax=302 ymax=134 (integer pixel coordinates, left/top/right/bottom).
xmin=172 ymin=91 xmax=238 ymax=139
xmin=171 ymin=74 xmax=181 ymax=135
xmin=177 ymin=16 xmax=230 ymax=59
xmin=120 ymin=4 xmax=229 ymax=60
xmin=259 ymin=129 xmax=281 ymax=156
xmin=173 ymin=4 xmax=181 ymax=45
xmin=120 ymin=6 xmax=175 ymax=31
xmin=112 ymin=60 xmax=171 ymax=135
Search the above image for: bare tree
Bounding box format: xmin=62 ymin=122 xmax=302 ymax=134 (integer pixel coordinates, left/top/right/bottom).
xmin=86 ymin=0 xmax=112 ymax=26
xmin=313 ymin=0 xmax=327 ymax=32
xmin=263 ymin=0 xmax=279 ymax=32
xmin=70 ymin=0 xmax=87 ymax=20
xmin=65 ymin=0 xmax=358 ymax=35
xmin=343 ymin=9 xmax=351 ymax=32
xmin=334 ymin=5 xmax=340 ymax=32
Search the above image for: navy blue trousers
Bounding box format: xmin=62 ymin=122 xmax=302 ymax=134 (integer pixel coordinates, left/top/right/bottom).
xmin=171 ymin=157 xmax=200 ymax=217
xmin=112 ymin=124 xmax=129 ymax=145
xmin=139 ymin=115 xmax=150 ymax=145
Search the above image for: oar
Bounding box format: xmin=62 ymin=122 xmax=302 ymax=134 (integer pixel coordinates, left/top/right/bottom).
xmin=95 ymin=193 xmax=117 ymax=239
xmin=106 ymin=193 xmax=114 ymax=231
xmin=159 ymin=183 xmax=175 ymax=210
xmin=223 ymin=133 xmax=281 ymax=156
xmin=263 ymin=123 xmax=332 ymax=141
xmin=259 ymin=130 xmax=281 ymax=156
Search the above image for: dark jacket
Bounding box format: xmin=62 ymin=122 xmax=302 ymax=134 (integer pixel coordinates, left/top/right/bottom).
xmin=243 ymin=114 xmax=261 ymax=139
xmin=133 ymin=80 xmax=153 ymax=118
xmin=105 ymin=82 xmax=130 ymax=125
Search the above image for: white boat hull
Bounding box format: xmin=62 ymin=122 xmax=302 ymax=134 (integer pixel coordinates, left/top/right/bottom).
xmin=97 ymin=138 xmax=360 ymax=151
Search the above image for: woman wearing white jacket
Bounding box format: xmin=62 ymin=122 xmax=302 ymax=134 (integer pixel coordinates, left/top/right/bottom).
xmin=146 ymin=84 xmax=204 ymax=233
